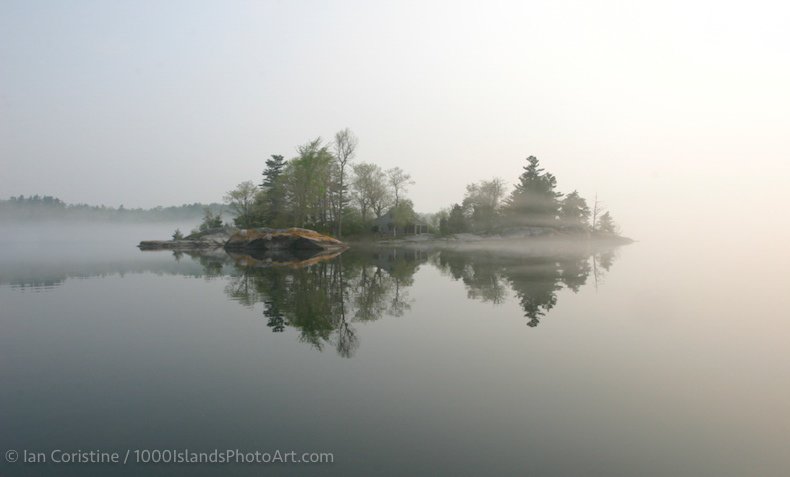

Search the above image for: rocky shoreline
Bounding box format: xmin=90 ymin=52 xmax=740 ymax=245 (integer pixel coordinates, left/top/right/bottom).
xmin=138 ymin=227 xmax=348 ymax=253
xmin=138 ymin=226 xmax=632 ymax=258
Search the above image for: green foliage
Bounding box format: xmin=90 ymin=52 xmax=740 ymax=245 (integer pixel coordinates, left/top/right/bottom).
xmin=199 ymin=207 xmax=223 ymax=232
xmin=421 ymin=211 xmax=444 ymax=233
xmin=386 ymin=167 xmax=414 ymax=207
xmin=214 ymin=130 xmax=428 ymax=238
xmin=332 ymin=128 xmax=358 ymax=238
xmin=224 ymin=181 xmax=258 ymax=228
xmin=171 ymin=229 xmax=184 ymax=241
xmin=463 ymin=178 xmax=506 ymax=232
xmin=335 ymin=207 xmax=368 ymax=237
xmin=560 ymin=190 xmax=591 ymax=230
xmin=505 ymin=156 xmax=562 ymax=226
xmin=441 ymin=203 xmax=468 ymax=234
xmin=391 ymin=199 xmax=417 ymax=230
xmin=437 ymin=156 xmax=622 ymax=236
xmin=261 ymin=154 xmax=286 ymax=188
xmin=352 ymin=162 xmax=392 ymax=223
xmin=256 ymin=154 xmax=288 ymax=226
xmin=283 ymin=138 xmax=335 ymax=230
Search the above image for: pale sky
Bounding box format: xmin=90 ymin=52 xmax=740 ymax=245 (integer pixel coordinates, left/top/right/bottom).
xmin=1 ymin=0 xmax=789 ymax=240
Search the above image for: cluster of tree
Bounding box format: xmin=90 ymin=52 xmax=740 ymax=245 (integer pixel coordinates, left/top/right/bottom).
xmin=436 ymin=156 xmax=619 ymax=235
xmin=223 ymin=128 xmax=418 ymax=238
xmin=0 ymin=195 xmax=224 ymax=222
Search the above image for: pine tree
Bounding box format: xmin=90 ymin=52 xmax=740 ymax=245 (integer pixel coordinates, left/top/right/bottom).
xmin=261 ymin=155 xmax=286 ymax=188
xmin=560 ymin=190 xmax=591 ymax=230
xmin=505 ymin=156 xmax=562 ymax=226
xmin=596 ymin=211 xmax=617 ymax=234
xmin=259 ymin=154 xmax=287 ymax=225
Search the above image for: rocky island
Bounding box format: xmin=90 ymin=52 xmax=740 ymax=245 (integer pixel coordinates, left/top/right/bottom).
xmin=138 ymin=227 xmax=348 ymax=254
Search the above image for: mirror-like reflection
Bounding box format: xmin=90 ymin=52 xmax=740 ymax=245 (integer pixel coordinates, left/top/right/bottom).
xmin=223 ymin=248 xmax=428 ymax=358
xmin=216 ymin=244 xmax=619 ymax=356
xmin=431 ymin=248 xmax=617 ymax=327
xmin=0 ymin=243 xmax=619 ymax=357
xmin=6 ymin=232 xmax=790 ymax=477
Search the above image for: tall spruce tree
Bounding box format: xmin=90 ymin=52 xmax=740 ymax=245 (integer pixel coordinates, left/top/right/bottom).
xmin=261 ymin=155 xmax=286 ymax=188
xmin=258 ymin=154 xmax=287 ymax=225
xmin=505 ymin=156 xmax=562 ymax=226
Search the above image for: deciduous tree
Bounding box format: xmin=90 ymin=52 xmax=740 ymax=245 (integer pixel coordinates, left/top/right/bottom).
xmin=386 ymin=167 xmax=414 ymax=207
xmin=224 ymin=181 xmax=258 ymax=228
xmin=332 ymin=128 xmax=358 ymax=238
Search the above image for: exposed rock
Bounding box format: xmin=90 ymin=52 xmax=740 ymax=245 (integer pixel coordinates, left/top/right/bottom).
xmin=138 ymin=240 xmax=216 ymax=251
xmin=138 ymin=230 xmax=232 ymax=251
xmin=193 ymin=230 xmax=233 ymax=246
xmin=224 ymin=228 xmax=347 ymax=252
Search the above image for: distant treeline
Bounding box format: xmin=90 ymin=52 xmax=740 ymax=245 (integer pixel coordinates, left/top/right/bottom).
xmin=0 ymin=195 xmax=225 ymax=222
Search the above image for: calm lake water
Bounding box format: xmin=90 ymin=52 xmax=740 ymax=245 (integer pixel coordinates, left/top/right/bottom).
xmin=1 ymin=224 xmax=788 ymax=476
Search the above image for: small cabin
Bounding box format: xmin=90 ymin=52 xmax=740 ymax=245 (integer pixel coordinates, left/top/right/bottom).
xmin=373 ymin=210 xmax=428 ymax=236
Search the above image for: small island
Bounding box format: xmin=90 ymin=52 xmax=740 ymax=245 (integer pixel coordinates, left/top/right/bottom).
xmin=138 ymin=129 xmax=630 ymax=254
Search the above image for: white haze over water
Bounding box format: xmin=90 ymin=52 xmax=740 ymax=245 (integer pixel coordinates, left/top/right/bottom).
xmin=1 ymin=0 xmax=789 ymax=244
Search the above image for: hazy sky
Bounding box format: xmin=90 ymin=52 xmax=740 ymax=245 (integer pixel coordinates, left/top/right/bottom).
xmin=1 ymin=0 xmax=788 ymax=239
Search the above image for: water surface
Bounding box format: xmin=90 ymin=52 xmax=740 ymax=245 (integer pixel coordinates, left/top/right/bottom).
xmin=1 ymin=225 xmax=788 ymax=476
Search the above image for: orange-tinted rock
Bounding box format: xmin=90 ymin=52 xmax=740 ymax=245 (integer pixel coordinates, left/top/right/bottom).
xmin=224 ymin=228 xmax=347 ymax=252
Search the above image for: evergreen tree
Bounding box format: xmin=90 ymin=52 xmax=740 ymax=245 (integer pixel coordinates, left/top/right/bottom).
xmin=258 ymin=154 xmax=287 ymax=225
xmin=560 ymin=190 xmax=591 ymax=230
xmin=198 ymin=207 xmax=223 ymax=232
xmin=596 ymin=211 xmax=617 ymax=234
xmin=505 ymin=156 xmax=562 ymax=226
xmin=443 ymin=203 xmax=467 ymax=234
xmin=261 ymin=154 xmax=286 ymax=188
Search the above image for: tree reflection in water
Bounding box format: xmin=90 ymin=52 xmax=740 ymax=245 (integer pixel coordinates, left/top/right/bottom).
xmin=433 ymin=247 xmax=618 ymax=327
xmin=223 ymin=248 xmax=425 ymax=358
xmin=220 ymin=245 xmax=619 ymax=356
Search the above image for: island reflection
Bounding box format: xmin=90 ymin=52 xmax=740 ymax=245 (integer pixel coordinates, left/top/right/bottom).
xmin=219 ymin=244 xmax=619 ymax=357
xmin=0 ymin=243 xmax=619 ymax=357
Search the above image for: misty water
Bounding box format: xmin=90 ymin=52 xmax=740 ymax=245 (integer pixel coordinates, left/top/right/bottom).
xmin=1 ymin=224 xmax=788 ymax=477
